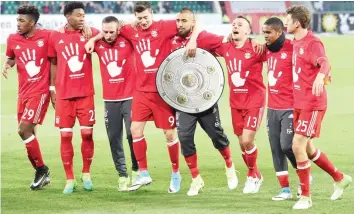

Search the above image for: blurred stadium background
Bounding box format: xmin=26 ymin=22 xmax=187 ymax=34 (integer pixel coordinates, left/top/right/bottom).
xmin=1 ymin=1 xmax=354 ymax=214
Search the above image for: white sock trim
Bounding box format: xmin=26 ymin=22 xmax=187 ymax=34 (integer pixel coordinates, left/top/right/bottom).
xmin=245 ymin=145 xmax=257 ymax=154
xmin=311 ymin=150 xmax=321 ymax=162
xmin=297 ymin=162 xmax=311 ymax=170
xmin=60 ymin=128 xmax=73 ymax=132
xmin=276 ymin=171 xmax=289 ymax=176
xmin=133 ymin=136 xmax=145 ymax=143
xmin=23 ymin=135 xmax=35 ymax=144
xmin=167 ymin=138 xmax=179 ymax=146
xmin=80 ymin=126 xmax=93 ymax=129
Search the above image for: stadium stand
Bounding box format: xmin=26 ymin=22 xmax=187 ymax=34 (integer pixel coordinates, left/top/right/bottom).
xmin=0 ymin=1 xmax=214 ymax=14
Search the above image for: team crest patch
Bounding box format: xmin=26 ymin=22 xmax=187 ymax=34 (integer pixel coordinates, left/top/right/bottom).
xmin=244 ymin=51 xmax=251 ymax=59
xmin=281 ymin=52 xmax=287 ymax=59
xmin=151 ymin=30 xmax=158 ymax=37
xmin=80 ymin=36 xmax=86 ymax=42
xmin=299 ymin=47 xmax=304 ymax=55
xmin=55 ymin=116 xmax=60 ymax=124
xmin=119 ymin=41 xmax=126 ymax=47
xmin=37 ymin=39 xmax=44 ymax=47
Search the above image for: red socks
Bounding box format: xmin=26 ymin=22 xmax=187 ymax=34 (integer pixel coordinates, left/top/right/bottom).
xmin=60 ymin=129 xmax=74 ymax=180
xmin=310 ymin=149 xmax=343 ymax=182
xmin=133 ymin=136 xmax=148 ymax=171
xmin=219 ymin=146 xmax=233 ymax=168
xmin=24 ymin=135 xmax=44 ymax=168
xmin=184 ymin=153 xmax=199 ymax=178
xmin=297 ymin=160 xmax=311 ymax=197
xmin=81 ymin=127 xmax=94 ymax=173
xmin=245 ymin=145 xmax=261 ymax=178
xmin=167 ymin=138 xmax=180 ymax=173
xmin=276 ymin=171 xmax=290 ymax=188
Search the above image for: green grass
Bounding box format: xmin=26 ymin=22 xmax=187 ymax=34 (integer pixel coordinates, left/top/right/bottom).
xmin=1 ymin=35 xmax=354 ymax=214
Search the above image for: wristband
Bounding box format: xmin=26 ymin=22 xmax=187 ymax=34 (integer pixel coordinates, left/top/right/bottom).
xmin=49 ymin=86 xmax=56 ymax=91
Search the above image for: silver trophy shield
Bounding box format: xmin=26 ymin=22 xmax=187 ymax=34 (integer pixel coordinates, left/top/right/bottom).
xmin=156 ymin=48 xmax=225 ymax=114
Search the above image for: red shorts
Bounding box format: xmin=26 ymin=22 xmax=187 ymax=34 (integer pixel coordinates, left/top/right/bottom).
xmin=17 ymin=93 xmax=50 ymax=125
xmin=231 ymin=107 xmax=265 ymax=136
xmin=131 ymin=91 xmax=176 ymax=129
xmin=294 ymin=109 xmax=326 ymax=138
xmin=55 ymin=96 xmax=95 ymax=128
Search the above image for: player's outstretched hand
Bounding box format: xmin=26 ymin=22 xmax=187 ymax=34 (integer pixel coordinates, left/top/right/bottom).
xmin=57 ymin=26 xmax=65 ymax=33
xmin=251 ymin=39 xmax=265 ymax=55
xmin=227 ymin=33 xmax=233 ymax=42
xmin=312 ymin=73 xmax=325 ymax=96
xmin=82 ymin=24 xmax=92 ymax=40
xmin=185 ymin=39 xmax=197 ymax=57
xmin=50 ymin=90 xmax=56 ymax=109
xmin=2 ymin=63 xmax=11 ymax=79
xmin=85 ymin=39 xmax=95 ymax=54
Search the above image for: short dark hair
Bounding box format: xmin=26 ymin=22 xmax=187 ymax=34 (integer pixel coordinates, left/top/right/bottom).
xmin=180 ymin=7 xmax=194 ymax=14
xmin=179 ymin=7 xmax=195 ymax=20
xmin=64 ymin=1 xmax=85 ymax=16
xmin=286 ymin=5 xmax=311 ymax=29
xmin=17 ymin=5 xmax=40 ymax=24
xmin=133 ymin=1 xmax=152 ymax=13
xmin=264 ymin=17 xmax=284 ymax=31
xmin=102 ymin=16 xmax=118 ymax=24
xmin=236 ymin=15 xmax=252 ymax=31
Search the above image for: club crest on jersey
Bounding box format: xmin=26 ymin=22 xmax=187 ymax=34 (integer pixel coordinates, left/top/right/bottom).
xmin=119 ymin=41 xmax=125 ymax=48
xmin=299 ymin=47 xmax=304 ymax=55
xmin=80 ymin=36 xmax=86 ymax=42
xmin=151 ymin=30 xmax=158 ymax=37
xmin=37 ymin=39 xmax=44 ymax=47
xmin=281 ymin=52 xmax=287 ymax=59
xmin=244 ymin=51 xmax=251 ymax=59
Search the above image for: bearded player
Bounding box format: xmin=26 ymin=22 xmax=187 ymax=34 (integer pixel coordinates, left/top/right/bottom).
xmin=48 ymin=1 xmax=100 ymax=194
xmin=169 ymin=8 xmax=238 ymax=196
xmin=85 ymin=1 xmax=199 ymax=193
xmin=286 ymin=5 xmax=352 ymax=209
xmin=3 ymin=5 xmax=51 ymax=190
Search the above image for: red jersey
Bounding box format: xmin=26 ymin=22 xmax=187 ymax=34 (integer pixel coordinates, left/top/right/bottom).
xmin=265 ymin=39 xmax=294 ymax=109
xmin=119 ymin=20 xmax=178 ymax=92
xmin=48 ymin=27 xmax=99 ymax=99
xmin=215 ymin=40 xmax=265 ymax=109
xmin=94 ymin=37 xmax=135 ymax=101
xmin=6 ymin=29 xmax=51 ymax=98
xmin=292 ymin=31 xmax=327 ymax=110
xmin=170 ymin=30 xmax=224 ymax=52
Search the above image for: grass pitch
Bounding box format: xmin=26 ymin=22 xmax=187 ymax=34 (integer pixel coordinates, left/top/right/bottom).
xmin=1 ymin=35 xmax=354 ymax=214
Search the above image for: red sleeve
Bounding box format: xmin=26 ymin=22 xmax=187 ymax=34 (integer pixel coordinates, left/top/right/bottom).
xmin=309 ymin=41 xmax=327 ymax=67
xmin=47 ymin=31 xmax=57 ymax=58
xmin=213 ymin=43 xmax=225 ymax=57
xmin=161 ymin=20 xmax=178 ymax=38
xmin=197 ymin=31 xmax=224 ymax=51
xmin=5 ymin=35 xmax=15 ymax=58
xmin=119 ymin=25 xmax=134 ymax=40
xmin=261 ymin=45 xmax=267 ymax=62
xmin=90 ymin=27 xmax=100 ymax=38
